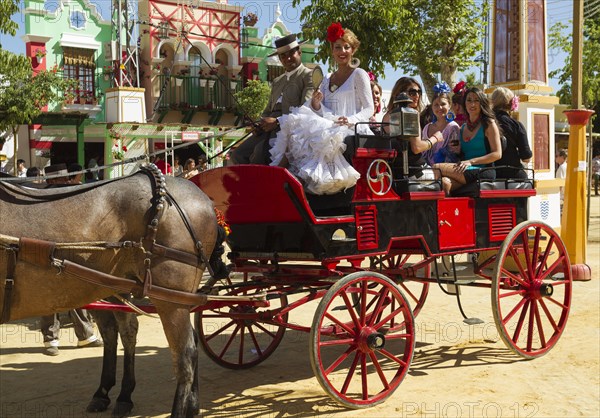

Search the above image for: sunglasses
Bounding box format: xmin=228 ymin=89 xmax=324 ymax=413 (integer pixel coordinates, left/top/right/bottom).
xmin=407 ymin=89 xmax=422 ymax=97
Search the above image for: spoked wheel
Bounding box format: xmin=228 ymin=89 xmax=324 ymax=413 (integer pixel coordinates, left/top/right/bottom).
xmin=195 ymin=277 xmax=288 ymax=369
xmin=369 ymin=253 xmax=430 ymax=317
xmin=310 ymin=272 xmax=415 ymax=408
xmin=492 ymin=221 xmax=572 ymax=359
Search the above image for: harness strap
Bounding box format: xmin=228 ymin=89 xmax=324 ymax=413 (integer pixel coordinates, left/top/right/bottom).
xmin=149 ymin=242 xmax=202 ymax=267
xmin=60 ymin=259 xmax=210 ymax=306
xmin=1 ymin=247 xmax=17 ymax=324
xmin=18 ymin=237 xmax=56 ymax=267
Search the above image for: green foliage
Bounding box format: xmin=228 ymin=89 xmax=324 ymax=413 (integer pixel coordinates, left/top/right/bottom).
xmin=0 ymin=50 xmax=78 ymax=135
xmin=549 ymin=19 xmax=600 ymax=110
xmin=292 ymin=0 xmax=486 ymax=93
xmin=0 ymin=0 xmax=19 ymax=47
xmin=234 ymin=79 xmax=271 ymax=121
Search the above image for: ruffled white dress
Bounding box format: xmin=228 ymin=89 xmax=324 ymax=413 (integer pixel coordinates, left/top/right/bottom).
xmin=270 ymin=68 xmax=374 ymax=195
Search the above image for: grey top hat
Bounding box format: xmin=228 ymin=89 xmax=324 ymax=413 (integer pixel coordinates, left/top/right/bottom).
xmin=268 ymin=33 xmax=307 ymax=57
xmin=45 ymin=163 xmax=68 ymax=176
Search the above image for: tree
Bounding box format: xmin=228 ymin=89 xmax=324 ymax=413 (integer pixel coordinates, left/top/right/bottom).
xmin=0 ymin=0 xmax=18 ymax=47
xmin=292 ymin=0 xmax=487 ymax=95
xmin=0 ymin=54 xmax=78 ymax=169
xmin=234 ymin=79 xmax=271 ymax=122
xmin=549 ymin=19 xmax=600 ymax=112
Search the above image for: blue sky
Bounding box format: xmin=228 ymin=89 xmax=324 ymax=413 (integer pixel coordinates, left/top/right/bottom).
xmin=1 ymin=0 xmax=571 ymax=93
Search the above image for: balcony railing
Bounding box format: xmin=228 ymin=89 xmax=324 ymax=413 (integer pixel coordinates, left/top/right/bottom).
xmin=156 ymin=75 xmax=242 ymax=111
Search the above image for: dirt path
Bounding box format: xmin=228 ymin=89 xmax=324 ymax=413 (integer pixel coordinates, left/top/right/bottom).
xmin=2 ymin=198 xmax=599 ymax=418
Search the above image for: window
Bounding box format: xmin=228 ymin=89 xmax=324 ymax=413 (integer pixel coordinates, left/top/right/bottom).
xmin=70 ymin=11 xmax=87 ymax=29
xmin=63 ymin=48 xmax=96 ymax=104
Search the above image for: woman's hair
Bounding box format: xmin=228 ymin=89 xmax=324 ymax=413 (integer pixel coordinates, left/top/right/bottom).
xmin=463 ymin=87 xmax=496 ymax=129
xmin=26 ymin=167 xmax=40 ymax=177
xmin=490 ymin=86 xmax=514 ymax=112
xmin=452 ymin=93 xmax=464 ymax=105
xmin=432 ymin=91 xmax=451 ymax=106
xmin=370 ymin=80 xmax=382 ymax=113
xmin=184 ymin=158 xmax=195 ymax=169
xmin=340 ymin=28 xmax=360 ymax=50
xmin=387 ymin=76 xmax=425 ymax=113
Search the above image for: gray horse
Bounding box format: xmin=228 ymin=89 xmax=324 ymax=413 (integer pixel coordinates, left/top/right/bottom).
xmin=0 ymin=168 xmax=217 ymax=418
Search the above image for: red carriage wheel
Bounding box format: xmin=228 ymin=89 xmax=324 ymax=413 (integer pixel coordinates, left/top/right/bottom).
xmin=309 ymin=272 xmax=415 ymax=408
xmin=492 ymin=221 xmax=572 ymax=359
xmin=367 ymin=159 xmax=393 ymax=196
xmin=195 ymin=278 xmax=288 ymax=369
xmin=369 ymin=253 xmax=430 ymax=318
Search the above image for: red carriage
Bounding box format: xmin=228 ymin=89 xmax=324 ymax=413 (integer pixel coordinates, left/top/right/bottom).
xmin=189 ymin=129 xmax=572 ymax=408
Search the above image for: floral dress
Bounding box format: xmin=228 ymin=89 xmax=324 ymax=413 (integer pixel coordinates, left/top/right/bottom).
xmin=270 ymin=68 xmax=374 ymax=195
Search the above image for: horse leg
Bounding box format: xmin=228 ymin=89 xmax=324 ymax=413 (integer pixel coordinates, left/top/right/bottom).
xmin=111 ymin=311 xmax=139 ymax=417
xmin=86 ymin=310 xmax=117 ymax=413
xmin=156 ymin=303 xmax=199 ymax=418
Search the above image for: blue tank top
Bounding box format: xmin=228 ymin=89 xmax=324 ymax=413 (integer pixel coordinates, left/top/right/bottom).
xmin=460 ymin=125 xmax=487 ymax=169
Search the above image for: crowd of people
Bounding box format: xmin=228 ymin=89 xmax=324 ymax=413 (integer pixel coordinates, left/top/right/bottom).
xmin=225 ymin=22 xmax=539 ymax=197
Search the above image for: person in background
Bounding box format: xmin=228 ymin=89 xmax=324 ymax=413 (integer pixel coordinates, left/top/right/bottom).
xmin=154 ymin=154 xmax=172 ymax=175
xmin=491 ymin=87 xmax=532 ymax=179
xmin=556 ymin=148 xmax=568 ymax=206
xmin=182 ymin=158 xmax=199 ymax=179
xmin=87 ymin=154 xmax=100 ymax=181
xmin=368 ymin=74 xmax=383 ymax=135
xmin=17 ymin=159 xmax=27 ymax=177
xmin=197 ymin=155 xmax=208 ymax=172
xmin=433 ymin=87 xmax=502 ymax=195
xmin=173 ymin=156 xmax=183 ymax=177
xmin=68 ymin=163 xmax=84 ymax=185
xmin=26 ymin=166 xmax=40 ymax=178
xmin=420 ymin=104 xmax=434 ymax=131
xmin=592 ymin=151 xmax=600 ymax=196
xmin=451 ymin=80 xmax=468 ymax=126
xmin=421 ymin=81 xmax=461 ymax=166
xmin=40 ymin=163 xmax=103 ymax=356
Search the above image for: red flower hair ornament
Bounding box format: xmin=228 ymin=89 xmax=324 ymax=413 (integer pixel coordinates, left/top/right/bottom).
xmin=453 ymin=80 xmax=467 ymax=95
xmin=326 ymin=22 xmax=345 ymax=43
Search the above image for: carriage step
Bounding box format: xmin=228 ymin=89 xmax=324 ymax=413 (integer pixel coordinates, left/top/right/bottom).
xmin=463 ymin=317 xmax=485 ymax=325
xmin=454 ymin=279 xmax=477 ymax=285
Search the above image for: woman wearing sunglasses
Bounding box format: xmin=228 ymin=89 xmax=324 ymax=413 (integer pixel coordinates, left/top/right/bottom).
xmin=383 ymin=77 xmax=444 ymax=179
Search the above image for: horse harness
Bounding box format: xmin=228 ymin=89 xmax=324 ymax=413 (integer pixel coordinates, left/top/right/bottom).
xmin=1 ymin=165 xmax=215 ymax=324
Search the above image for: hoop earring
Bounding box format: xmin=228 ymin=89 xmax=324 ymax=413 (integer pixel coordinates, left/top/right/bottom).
xmin=431 ymin=114 xmax=438 ymax=124
xmin=446 ymin=111 xmax=455 ymax=123
xmin=349 ymin=57 xmax=360 ymax=69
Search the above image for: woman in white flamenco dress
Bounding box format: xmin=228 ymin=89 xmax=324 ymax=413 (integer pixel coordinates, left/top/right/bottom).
xmin=270 ymin=24 xmax=374 ymax=195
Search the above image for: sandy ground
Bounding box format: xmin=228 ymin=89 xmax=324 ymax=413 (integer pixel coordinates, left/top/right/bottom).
xmin=1 ymin=198 xmax=599 ymax=418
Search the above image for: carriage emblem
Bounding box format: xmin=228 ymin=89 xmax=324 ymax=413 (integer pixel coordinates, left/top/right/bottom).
xmin=367 ymin=159 xmax=393 ymax=196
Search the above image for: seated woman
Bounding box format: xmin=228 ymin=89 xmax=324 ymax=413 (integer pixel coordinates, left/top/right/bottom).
xmin=451 ymin=80 xmax=468 ymax=126
xmin=421 ymin=81 xmax=461 ymax=166
xmin=382 ymin=77 xmax=444 ymax=180
xmin=433 ymin=87 xmax=502 ymax=195
xmin=491 ymin=87 xmax=532 ymax=179
xmin=270 ymin=23 xmax=373 ymax=195
xmin=181 ymin=158 xmax=199 ymax=179
xmin=369 ymin=74 xmax=383 ymax=135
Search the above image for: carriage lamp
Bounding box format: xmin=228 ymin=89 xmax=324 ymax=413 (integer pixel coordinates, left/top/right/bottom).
xmin=389 ymin=93 xmax=420 ymax=175
xmin=388 ymin=93 xmax=419 ymax=137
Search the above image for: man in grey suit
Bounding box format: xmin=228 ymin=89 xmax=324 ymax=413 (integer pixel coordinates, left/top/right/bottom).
xmin=231 ymin=34 xmax=314 ymax=165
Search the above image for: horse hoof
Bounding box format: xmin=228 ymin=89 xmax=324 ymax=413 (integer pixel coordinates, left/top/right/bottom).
xmin=86 ymin=397 xmax=111 ymax=412
xmin=112 ymin=401 xmax=134 ymax=417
